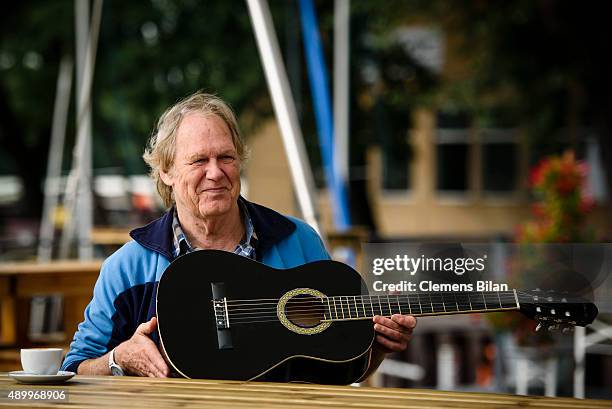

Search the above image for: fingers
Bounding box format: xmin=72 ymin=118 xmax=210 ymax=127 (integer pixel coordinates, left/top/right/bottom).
xmin=373 ymin=315 xmax=417 ymax=332
xmin=136 ymin=317 xmax=158 ymax=336
xmin=116 ymin=317 xmax=170 ymax=378
xmin=146 ymin=346 xmax=170 ymax=378
xmin=392 ymin=314 xmax=417 ymax=330
xmin=376 ymin=334 xmax=405 ymax=352
xmin=372 ymin=315 xmax=417 ymax=353
xmin=124 ymin=343 xmax=170 ymax=378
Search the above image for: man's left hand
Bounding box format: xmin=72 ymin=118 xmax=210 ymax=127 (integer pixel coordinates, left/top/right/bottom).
xmin=373 ymin=314 xmax=417 ymax=353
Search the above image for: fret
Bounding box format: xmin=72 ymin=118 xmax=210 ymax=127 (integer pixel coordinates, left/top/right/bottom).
xmin=418 ymin=293 xmax=432 ymax=314
xmin=396 ymin=295 xmax=402 ymax=315
xmin=416 ymin=293 xmax=431 ymax=314
xmin=405 ymin=295 xmax=412 ymax=315
xmin=361 ymin=296 xmax=367 ymax=317
xmin=429 ymin=293 xmax=437 ymax=314
xmin=333 ymin=297 xmax=339 ymax=319
xmin=369 ymin=296 xmax=375 ymax=317
xmin=442 ymin=293 xmax=458 ymax=312
xmin=427 ymin=293 xmax=441 ymax=313
xmin=500 ymin=291 xmax=518 ymax=309
xmin=408 ymin=294 xmax=421 ymax=315
xmin=455 ymin=292 xmax=472 ymax=312
xmin=344 ymin=297 xmax=352 ymax=318
xmin=483 ymin=292 xmax=502 ymax=309
xmin=346 ymin=296 xmax=352 ymax=317
xmin=469 ymin=292 xmax=486 ymax=310
xmin=346 ymin=296 xmax=352 ymax=318
xmin=452 ymin=293 xmax=460 ymax=311
xmin=323 ymin=297 xmax=329 ymax=320
xmin=377 ymin=295 xmax=384 ymax=316
xmin=386 ymin=295 xmax=392 ymax=316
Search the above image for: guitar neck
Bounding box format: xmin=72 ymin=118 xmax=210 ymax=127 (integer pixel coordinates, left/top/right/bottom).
xmin=322 ymin=290 xmax=520 ymax=321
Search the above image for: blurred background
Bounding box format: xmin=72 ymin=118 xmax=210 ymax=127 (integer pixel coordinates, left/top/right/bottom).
xmin=1 ymin=0 xmax=611 ymax=399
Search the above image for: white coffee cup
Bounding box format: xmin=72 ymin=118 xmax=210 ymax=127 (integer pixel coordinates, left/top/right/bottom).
xmin=20 ymin=348 xmax=63 ymax=375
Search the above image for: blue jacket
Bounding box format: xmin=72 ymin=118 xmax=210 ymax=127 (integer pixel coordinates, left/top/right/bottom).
xmin=62 ymin=198 xmax=330 ymax=373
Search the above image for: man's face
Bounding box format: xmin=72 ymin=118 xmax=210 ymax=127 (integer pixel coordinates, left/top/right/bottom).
xmin=161 ymin=112 xmax=241 ymax=219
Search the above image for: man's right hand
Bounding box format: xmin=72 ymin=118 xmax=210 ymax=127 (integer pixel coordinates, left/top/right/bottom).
xmin=114 ymin=317 xmax=170 ymax=377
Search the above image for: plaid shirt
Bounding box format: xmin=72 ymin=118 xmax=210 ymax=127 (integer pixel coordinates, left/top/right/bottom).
xmin=171 ymin=201 xmax=257 ymax=259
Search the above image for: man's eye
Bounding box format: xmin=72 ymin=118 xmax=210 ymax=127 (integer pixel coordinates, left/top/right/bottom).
xmin=221 ymin=156 xmax=235 ymax=162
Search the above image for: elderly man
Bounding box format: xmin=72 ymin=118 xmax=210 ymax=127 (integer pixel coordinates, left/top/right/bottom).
xmin=62 ymin=91 xmax=416 ymax=379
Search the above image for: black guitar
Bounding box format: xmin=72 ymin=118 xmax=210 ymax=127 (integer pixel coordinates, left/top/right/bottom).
xmin=156 ymin=250 xmax=598 ymax=384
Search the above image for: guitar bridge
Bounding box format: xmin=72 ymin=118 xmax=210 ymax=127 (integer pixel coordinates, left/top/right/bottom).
xmin=213 ymin=298 xmax=230 ymax=329
xmin=211 ymin=282 xmax=233 ymax=350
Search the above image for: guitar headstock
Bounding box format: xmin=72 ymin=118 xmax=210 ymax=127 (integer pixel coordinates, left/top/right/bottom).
xmin=518 ymin=289 xmax=598 ymax=332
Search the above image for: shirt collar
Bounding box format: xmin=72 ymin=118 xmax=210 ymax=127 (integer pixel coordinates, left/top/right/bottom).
xmin=171 ymin=201 xmax=257 ymax=259
xmin=129 ymin=196 xmax=296 ymax=261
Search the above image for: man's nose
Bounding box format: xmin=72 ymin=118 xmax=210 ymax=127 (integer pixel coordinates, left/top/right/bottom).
xmin=205 ymin=159 xmax=224 ymax=180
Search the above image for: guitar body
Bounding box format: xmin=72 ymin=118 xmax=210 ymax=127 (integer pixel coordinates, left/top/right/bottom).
xmin=156 ymin=250 xmax=374 ymax=384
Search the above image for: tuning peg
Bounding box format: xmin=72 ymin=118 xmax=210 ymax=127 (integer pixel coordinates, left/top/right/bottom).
xmin=547 ymin=324 xmax=559 ymax=331
xmin=535 ymin=322 xmax=542 ymax=332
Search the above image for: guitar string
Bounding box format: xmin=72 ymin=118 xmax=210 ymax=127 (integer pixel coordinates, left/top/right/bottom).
xmin=221 ymin=290 xmax=579 ymax=305
xmin=223 ymin=295 xmax=519 ymax=310
xmin=222 ymin=294 xmax=519 ymax=313
xmin=222 ymin=294 xmax=518 ymax=313
xmin=220 ymin=291 xmax=574 ymax=312
xmin=217 ymin=301 xmax=581 ymax=325
xmin=224 ymin=295 xmax=519 ymax=315
xmin=226 ymin=306 xmax=522 ymax=325
xmin=226 ymin=299 xmax=569 ymax=325
xmin=225 ymin=301 xmax=560 ymax=323
xmin=221 ymin=292 xmax=518 ymax=307
xmin=211 ymin=290 xmax=572 ymax=322
xmin=223 ymin=296 xmax=519 ymax=320
xmin=223 ymin=294 xmax=518 ymax=308
xmin=222 ymin=291 xmax=518 ymax=304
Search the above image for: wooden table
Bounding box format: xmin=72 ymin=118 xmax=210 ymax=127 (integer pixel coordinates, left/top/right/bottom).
xmin=0 ymin=260 xmax=102 ymax=347
xmin=0 ymin=375 xmax=610 ymax=408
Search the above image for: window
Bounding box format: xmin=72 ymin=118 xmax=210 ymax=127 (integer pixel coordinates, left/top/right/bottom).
xmin=481 ymin=129 xmax=519 ymax=193
xmin=436 ymin=129 xmax=469 ymax=192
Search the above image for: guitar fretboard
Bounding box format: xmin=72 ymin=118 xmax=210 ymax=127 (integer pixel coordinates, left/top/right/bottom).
xmin=322 ymin=291 xmax=519 ymax=321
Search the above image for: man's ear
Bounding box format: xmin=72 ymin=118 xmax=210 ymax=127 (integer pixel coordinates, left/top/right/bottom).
xmin=159 ymin=167 xmax=174 ymax=187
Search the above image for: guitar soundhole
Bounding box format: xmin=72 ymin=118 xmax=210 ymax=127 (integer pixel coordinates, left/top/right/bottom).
xmin=285 ymin=294 xmax=325 ymax=328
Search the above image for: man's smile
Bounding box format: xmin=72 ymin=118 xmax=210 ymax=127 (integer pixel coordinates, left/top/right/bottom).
xmin=202 ymin=187 xmax=228 ymax=193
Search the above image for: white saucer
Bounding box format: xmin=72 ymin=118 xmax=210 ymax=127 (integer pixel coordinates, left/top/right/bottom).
xmin=8 ymin=370 xmax=75 ymax=384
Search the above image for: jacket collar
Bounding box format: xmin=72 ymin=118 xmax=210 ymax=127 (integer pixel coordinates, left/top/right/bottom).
xmin=129 ymin=196 xmax=296 ymax=261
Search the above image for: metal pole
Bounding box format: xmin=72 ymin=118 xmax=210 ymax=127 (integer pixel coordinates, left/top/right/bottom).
xmin=574 ymin=326 xmax=586 ymax=398
xmin=60 ymin=0 xmax=102 ymax=259
xmin=246 ymin=0 xmax=322 ymax=235
xmin=299 ymin=0 xmax=351 ymax=230
xmin=334 ymin=0 xmax=350 ymax=192
xmin=38 ymin=57 xmax=73 ymax=262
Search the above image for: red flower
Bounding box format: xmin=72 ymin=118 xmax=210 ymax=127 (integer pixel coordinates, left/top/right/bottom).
xmin=579 ymin=196 xmax=595 ymax=214
xmin=530 ymin=158 xmax=550 ymax=187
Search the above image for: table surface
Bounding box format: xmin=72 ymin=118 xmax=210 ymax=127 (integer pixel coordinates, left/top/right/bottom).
xmin=0 ymin=259 xmax=103 ymax=275
xmin=0 ymin=375 xmax=611 ymax=409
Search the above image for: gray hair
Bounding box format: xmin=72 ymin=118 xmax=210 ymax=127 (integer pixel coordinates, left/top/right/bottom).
xmin=143 ymin=91 xmax=248 ymax=208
